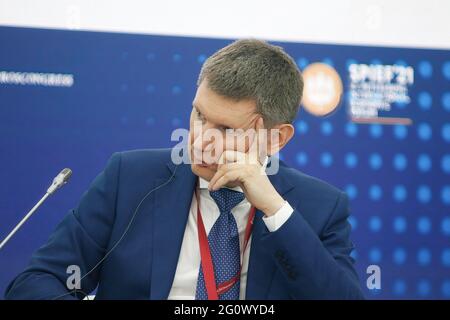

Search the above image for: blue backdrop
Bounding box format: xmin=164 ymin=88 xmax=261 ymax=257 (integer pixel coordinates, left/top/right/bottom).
xmin=0 ymin=26 xmax=449 ymax=299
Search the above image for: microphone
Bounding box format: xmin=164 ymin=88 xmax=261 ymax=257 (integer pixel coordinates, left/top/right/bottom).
xmin=47 ymin=168 xmax=72 ymax=195
xmin=0 ymin=168 xmax=72 ymax=250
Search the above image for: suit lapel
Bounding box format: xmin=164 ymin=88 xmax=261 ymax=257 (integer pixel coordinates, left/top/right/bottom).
xmin=245 ymin=162 xmax=295 ymax=299
xmin=149 ymin=162 xmax=197 ymax=299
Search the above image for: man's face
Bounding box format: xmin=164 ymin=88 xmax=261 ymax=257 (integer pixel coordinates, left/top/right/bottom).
xmin=189 ymin=80 xmax=260 ymax=182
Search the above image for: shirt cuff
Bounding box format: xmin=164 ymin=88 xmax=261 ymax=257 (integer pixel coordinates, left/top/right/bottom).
xmin=262 ymin=201 xmax=294 ymax=232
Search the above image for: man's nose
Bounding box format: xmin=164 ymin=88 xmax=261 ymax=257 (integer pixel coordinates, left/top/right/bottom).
xmin=193 ymin=131 xmax=215 ymax=152
xmin=192 ymin=121 xmax=214 ymax=147
xmin=192 ymin=128 xmax=226 ymax=164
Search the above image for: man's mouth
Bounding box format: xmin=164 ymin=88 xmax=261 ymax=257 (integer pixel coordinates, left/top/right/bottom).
xmin=198 ymin=161 xmax=209 ymax=168
xmin=196 ymin=160 xmax=218 ymax=170
xmin=191 ymin=150 xmax=215 ymax=168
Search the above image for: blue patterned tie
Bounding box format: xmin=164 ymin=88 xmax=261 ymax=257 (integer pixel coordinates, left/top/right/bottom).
xmin=195 ymin=188 xmax=245 ymax=300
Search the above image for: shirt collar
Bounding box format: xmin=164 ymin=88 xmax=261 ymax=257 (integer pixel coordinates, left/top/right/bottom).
xmin=198 ymin=156 xmax=269 ymax=193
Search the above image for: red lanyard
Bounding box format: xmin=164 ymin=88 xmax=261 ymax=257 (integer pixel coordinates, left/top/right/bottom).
xmin=195 ymin=187 xmax=256 ymax=300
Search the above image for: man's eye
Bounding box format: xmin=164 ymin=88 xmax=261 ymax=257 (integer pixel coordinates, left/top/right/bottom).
xmin=195 ymin=110 xmax=206 ymax=123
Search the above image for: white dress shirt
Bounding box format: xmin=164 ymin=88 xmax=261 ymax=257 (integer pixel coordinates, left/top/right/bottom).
xmin=168 ymin=171 xmax=293 ymax=300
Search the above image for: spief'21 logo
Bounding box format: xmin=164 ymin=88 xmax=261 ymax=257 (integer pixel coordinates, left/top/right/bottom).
xmin=301 ymin=63 xmax=343 ymax=117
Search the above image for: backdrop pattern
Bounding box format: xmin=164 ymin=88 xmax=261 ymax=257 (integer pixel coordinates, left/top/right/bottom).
xmin=0 ymin=26 xmax=449 ymax=299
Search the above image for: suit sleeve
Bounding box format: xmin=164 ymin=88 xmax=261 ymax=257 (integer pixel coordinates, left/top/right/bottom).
xmin=4 ymin=153 xmax=122 ymax=300
xmin=259 ymin=191 xmax=365 ymax=299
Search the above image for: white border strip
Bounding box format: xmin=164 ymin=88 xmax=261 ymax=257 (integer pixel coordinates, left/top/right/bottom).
xmin=1 ymin=0 xmax=449 ymax=49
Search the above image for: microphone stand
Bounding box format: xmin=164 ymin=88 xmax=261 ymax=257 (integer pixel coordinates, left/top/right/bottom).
xmin=0 ymin=168 xmax=72 ymax=250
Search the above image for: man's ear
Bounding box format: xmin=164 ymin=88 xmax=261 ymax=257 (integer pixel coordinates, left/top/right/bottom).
xmin=266 ymin=123 xmax=295 ymax=156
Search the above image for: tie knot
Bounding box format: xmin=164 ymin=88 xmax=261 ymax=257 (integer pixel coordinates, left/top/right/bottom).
xmin=209 ymin=188 xmax=245 ymax=213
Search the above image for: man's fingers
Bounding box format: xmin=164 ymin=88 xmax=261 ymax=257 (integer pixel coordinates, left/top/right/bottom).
xmin=209 ymin=169 xmax=242 ymax=191
xmin=249 ymin=117 xmax=265 ymax=163
xmin=208 ymin=163 xmax=242 ymax=190
xmin=217 ymin=149 xmax=246 ymax=165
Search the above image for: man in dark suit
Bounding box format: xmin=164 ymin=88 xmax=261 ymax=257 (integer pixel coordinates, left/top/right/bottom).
xmin=5 ymin=39 xmax=364 ymax=300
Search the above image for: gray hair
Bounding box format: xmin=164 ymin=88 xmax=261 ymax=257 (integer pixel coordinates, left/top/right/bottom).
xmin=197 ymin=39 xmax=303 ymax=127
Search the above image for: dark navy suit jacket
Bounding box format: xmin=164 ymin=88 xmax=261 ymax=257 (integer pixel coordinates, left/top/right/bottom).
xmin=5 ymin=148 xmax=364 ymax=299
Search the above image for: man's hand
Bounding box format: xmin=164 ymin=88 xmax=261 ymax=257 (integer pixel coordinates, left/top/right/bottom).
xmin=208 ymin=118 xmax=285 ymax=217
